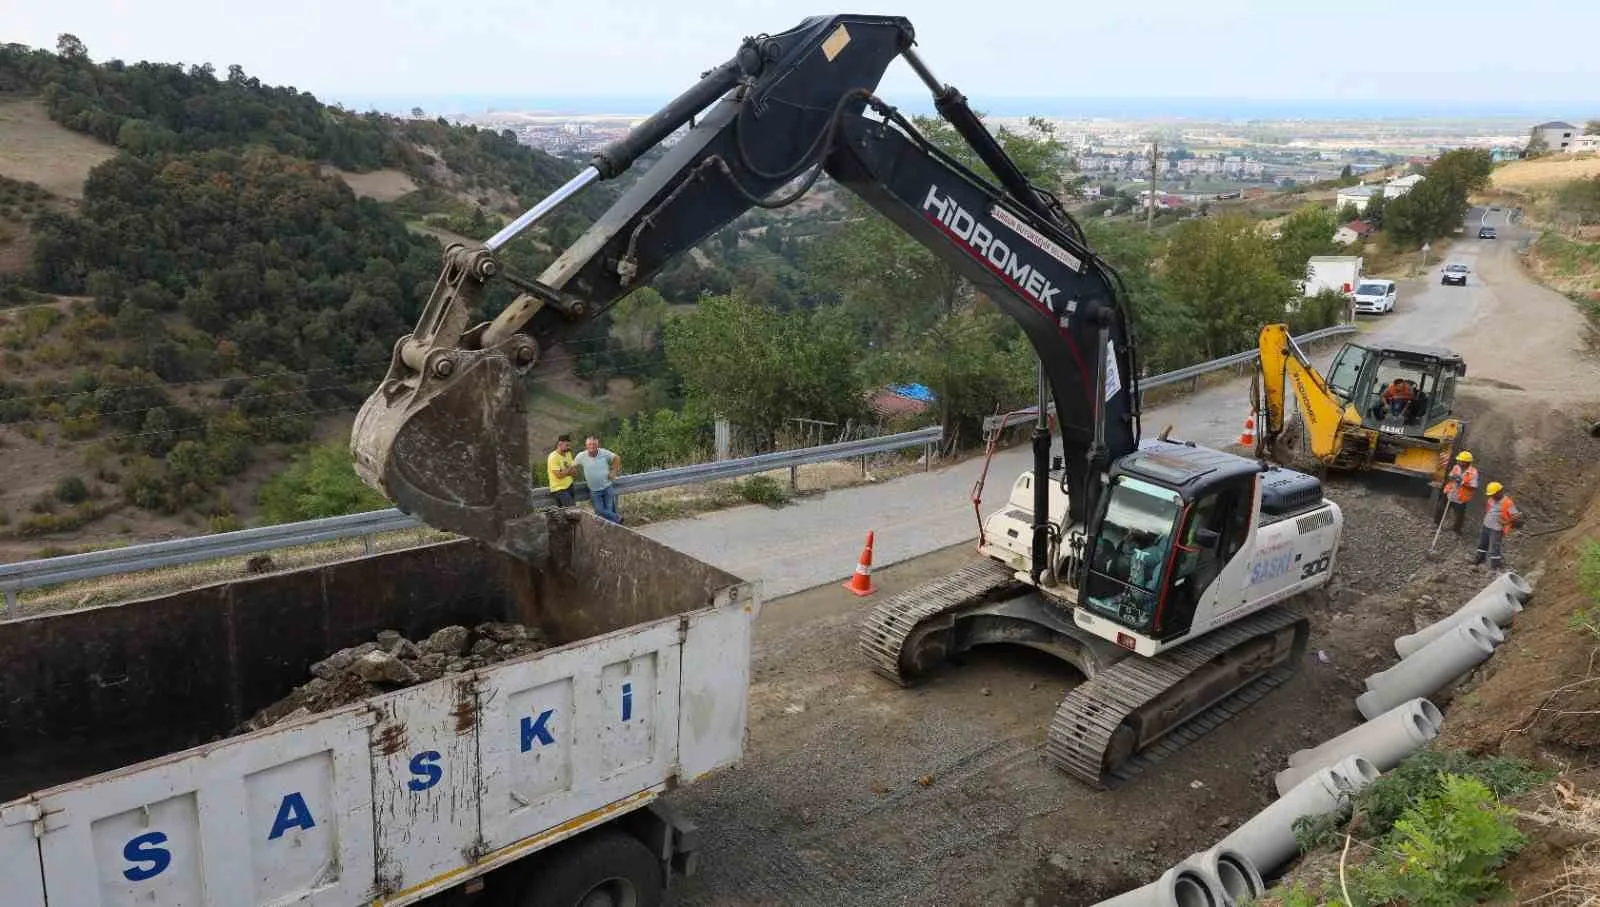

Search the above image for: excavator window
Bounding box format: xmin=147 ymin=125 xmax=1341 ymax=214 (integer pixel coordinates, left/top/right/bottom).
xmin=1429 ymin=370 xmax=1458 ymax=423
xmin=1326 ymin=344 xmax=1369 ymax=399
xmin=1083 ymin=476 xmax=1182 ymax=634
xmin=1155 ymin=475 xmax=1252 ymax=640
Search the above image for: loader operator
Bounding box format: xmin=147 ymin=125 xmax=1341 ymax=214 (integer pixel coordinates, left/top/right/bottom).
xmin=1380 ymin=377 xmax=1414 ymax=419
xmin=1472 ymin=481 xmax=1522 ymax=572
xmin=1433 ymin=450 xmax=1479 ymax=535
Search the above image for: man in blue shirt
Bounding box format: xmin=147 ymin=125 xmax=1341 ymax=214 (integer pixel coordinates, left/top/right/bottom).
xmin=574 ymin=435 xmax=623 ymax=524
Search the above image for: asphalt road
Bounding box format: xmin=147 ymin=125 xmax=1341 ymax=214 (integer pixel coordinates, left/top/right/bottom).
xmin=637 ymin=208 xmax=1519 ymax=599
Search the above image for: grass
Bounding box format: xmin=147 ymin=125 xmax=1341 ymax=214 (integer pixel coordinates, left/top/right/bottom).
xmin=0 ymin=95 xmax=117 ymax=200
xmin=527 ymin=384 xmax=604 ymax=416
xmin=1491 ymin=154 xmax=1600 ymax=193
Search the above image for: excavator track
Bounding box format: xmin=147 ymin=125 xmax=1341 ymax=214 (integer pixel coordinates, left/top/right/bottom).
xmin=858 ymin=558 xmax=1025 ymax=685
xmin=1046 ymin=605 xmax=1308 ymax=789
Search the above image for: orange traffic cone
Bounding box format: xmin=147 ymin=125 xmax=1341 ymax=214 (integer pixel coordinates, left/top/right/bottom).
xmin=1238 ymin=414 xmax=1256 ymax=448
xmin=843 ymin=530 xmax=877 ymax=596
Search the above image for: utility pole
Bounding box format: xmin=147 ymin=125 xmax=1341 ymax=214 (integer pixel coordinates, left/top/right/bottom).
xmin=1147 ymin=139 xmax=1158 ymax=232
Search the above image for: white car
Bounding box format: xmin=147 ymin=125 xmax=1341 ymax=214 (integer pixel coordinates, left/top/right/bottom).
xmin=1352 ymin=278 xmax=1397 ymax=314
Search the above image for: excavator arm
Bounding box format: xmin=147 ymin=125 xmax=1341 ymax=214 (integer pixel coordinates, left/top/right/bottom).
xmin=1255 ymin=323 xmax=1345 ymax=462
xmin=351 ymin=14 xmax=1141 ymax=574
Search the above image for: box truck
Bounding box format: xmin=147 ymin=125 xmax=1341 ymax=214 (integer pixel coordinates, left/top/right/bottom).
xmin=0 ymin=509 xmax=758 ymax=907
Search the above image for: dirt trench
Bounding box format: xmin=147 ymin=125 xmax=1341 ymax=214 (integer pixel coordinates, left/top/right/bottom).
xmin=657 ymin=384 xmax=1600 ymax=907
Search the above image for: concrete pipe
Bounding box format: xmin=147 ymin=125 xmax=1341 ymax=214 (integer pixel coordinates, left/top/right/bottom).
xmin=1184 ymin=845 xmax=1265 ymax=905
xmin=1092 ymin=864 xmax=1223 ymax=907
xmin=1368 ymin=615 xmax=1503 ymax=692
xmin=1277 ymin=699 xmax=1441 ymax=795
xmin=1394 ymin=580 xmax=1525 ymax=658
xmin=1217 ymin=756 xmax=1379 ymax=879
xmin=1358 ymin=618 xmax=1501 ymax=720
xmin=1498 ymin=570 xmax=1534 ymax=604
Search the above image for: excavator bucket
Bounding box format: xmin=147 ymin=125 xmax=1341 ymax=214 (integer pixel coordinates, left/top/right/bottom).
xmin=350 ymin=337 xmax=549 ymax=563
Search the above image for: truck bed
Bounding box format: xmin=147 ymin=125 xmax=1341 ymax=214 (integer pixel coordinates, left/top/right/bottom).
xmin=0 ymin=509 xmax=758 ymax=906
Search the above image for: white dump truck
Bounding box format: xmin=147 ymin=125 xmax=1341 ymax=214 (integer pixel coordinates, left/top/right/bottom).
xmin=0 ymin=509 xmax=758 ymax=907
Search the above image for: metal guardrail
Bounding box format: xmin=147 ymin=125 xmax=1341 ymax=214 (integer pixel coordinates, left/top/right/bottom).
xmin=0 ymin=425 xmax=942 ymax=607
xmin=983 ymin=323 xmax=1359 ymax=433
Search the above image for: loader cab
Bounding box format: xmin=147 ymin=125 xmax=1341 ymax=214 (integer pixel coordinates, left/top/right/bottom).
xmin=1324 ymin=341 xmax=1466 ymax=436
xmin=1080 ymin=442 xmax=1259 ymax=644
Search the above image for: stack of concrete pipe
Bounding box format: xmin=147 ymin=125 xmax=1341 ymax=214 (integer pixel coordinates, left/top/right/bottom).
xmin=1091 ymin=575 xmax=1534 ymax=906
xmin=1393 ymin=571 xmax=1531 ymax=658
xmin=1092 ymin=844 xmax=1265 ymax=907
xmin=1274 ymin=698 xmax=1443 ymax=795
xmin=1357 ymin=615 xmax=1503 ymax=719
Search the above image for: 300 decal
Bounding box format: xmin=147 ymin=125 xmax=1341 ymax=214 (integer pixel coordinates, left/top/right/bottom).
xmin=1300 ymin=552 xmax=1332 ymax=579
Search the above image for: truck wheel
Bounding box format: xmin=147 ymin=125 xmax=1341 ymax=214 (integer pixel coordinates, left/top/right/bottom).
xmin=516 ymin=829 xmax=664 ymax=907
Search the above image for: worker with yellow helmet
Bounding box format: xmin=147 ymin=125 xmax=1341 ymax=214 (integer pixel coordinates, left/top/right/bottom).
xmin=1434 ymin=450 xmax=1480 ymax=536
xmin=1472 ymin=479 xmax=1523 ymax=571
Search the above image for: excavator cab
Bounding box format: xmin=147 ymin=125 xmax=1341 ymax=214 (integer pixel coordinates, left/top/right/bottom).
xmin=1325 ymin=341 xmax=1466 ymax=439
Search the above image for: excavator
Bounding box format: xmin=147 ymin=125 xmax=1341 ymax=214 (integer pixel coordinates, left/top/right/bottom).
xmin=348 ymin=13 xmax=1346 ymax=790
xmin=1252 ymin=323 xmax=1468 ymax=492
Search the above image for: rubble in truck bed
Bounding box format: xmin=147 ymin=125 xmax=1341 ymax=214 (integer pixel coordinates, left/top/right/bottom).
xmin=237 ymin=622 xmax=549 ymax=734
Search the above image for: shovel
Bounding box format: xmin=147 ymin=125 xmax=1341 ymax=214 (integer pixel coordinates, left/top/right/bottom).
xmin=1426 ymin=500 xmax=1451 ymax=560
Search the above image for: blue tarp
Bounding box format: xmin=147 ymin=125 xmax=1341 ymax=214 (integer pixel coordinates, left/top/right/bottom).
xmin=888 ymin=383 xmax=936 ymax=403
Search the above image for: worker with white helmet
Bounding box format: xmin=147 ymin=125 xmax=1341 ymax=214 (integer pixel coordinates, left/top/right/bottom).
xmin=1434 ymin=450 xmax=1479 ymax=536
xmin=1471 ymin=480 xmax=1522 ymax=571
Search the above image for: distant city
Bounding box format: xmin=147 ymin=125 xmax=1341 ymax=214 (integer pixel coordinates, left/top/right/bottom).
xmin=393 ymin=103 xmax=1542 ymax=201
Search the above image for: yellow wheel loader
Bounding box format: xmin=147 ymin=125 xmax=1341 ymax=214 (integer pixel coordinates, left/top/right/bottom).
xmin=1252 ymin=323 xmax=1468 ymax=491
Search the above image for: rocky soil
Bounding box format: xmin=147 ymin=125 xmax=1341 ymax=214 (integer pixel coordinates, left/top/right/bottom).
xmin=236 ymin=621 xmax=549 ymax=734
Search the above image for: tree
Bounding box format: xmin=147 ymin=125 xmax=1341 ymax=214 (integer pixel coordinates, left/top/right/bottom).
xmin=1587 ymin=120 xmax=1600 ymax=136
xmin=257 ymin=441 xmax=390 ymax=523
xmin=1363 ymin=192 xmax=1387 ymax=224
xmin=1339 ymin=203 xmax=1361 ymax=223
xmin=1274 ymin=203 xmax=1339 ymax=278
xmin=609 ymin=286 xmax=669 ymax=352
xmin=663 ymin=293 xmax=866 ymax=447
xmin=1383 ymin=178 xmax=1458 ymax=246
xmin=56 ymin=34 xmax=87 ymax=61
xmin=871 ymin=302 xmax=1034 ymax=440
xmin=1158 ymin=214 xmax=1297 ymax=360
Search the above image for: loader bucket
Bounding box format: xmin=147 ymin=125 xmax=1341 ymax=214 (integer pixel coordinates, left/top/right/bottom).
xmin=351 ymin=342 xmax=547 ymax=561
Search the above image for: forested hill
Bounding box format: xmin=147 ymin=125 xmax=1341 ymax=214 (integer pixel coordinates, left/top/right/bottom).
xmin=0 ymin=35 xmax=663 ymax=554
xmin=0 ymin=36 xmax=604 ymax=222
xmin=0 ymin=35 xmax=837 ymax=556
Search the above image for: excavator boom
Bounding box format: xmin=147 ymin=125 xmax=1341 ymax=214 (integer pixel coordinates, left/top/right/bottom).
xmin=351 ymin=13 xmax=1140 ymax=569
xmin=1256 ymin=322 xmax=1345 ymax=461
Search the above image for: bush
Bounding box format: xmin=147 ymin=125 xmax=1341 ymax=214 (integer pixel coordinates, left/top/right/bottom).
xmin=53 ymin=475 xmax=89 ymax=504
xmin=256 ymin=441 xmax=389 ymax=524
xmin=1354 ymin=773 xmax=1527 ymax=907
xmin=1282 ymin=749 xmax=1547 ymax=906
xmin=737 ymin=475 xmax=790 ymax=507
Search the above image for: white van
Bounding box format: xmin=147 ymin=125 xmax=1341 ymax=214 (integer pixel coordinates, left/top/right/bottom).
xmin=1352 ymin=278 xmax=1397 ymax=315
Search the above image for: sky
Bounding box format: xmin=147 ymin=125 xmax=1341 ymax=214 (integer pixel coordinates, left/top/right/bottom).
xmin=9 ymin=0 xmax=1600 ymax=118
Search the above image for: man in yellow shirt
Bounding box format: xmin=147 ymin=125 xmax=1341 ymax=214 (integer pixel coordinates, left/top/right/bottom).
xmin=546 ymin=434 xmax=578 ymax=506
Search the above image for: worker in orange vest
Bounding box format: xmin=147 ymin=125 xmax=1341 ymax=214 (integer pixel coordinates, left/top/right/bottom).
xmin=1433 ymin=450 xmax=1479 ymax=535
xmin=1471 ymin=481 xmax=1523 ymax=571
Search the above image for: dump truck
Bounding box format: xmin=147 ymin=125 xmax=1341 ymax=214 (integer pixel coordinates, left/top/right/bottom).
xmin=0 ymin=508 xmax=758 ymax=907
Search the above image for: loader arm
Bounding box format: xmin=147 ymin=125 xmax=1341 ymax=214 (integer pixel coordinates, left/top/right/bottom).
xmin=351 ymin=14 xmax=1141 ymax=572
xmin=1256 ymin=323 xmax=1345 ymax=461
